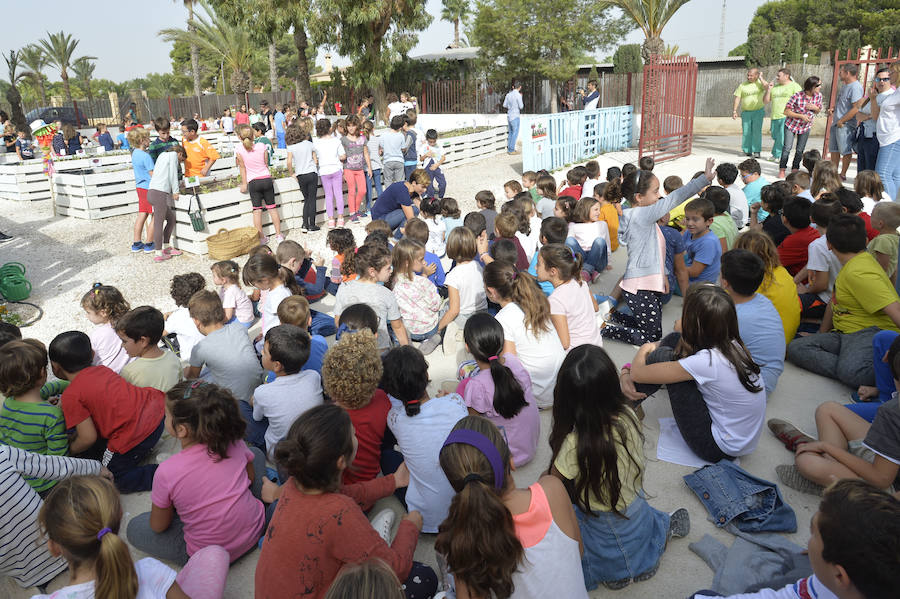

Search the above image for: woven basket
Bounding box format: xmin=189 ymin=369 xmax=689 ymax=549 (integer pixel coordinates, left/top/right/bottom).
xmin=206 ymin=227 xmax=259 ymax=260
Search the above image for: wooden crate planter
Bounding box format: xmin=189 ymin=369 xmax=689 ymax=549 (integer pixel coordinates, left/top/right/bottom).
xmin=439 ymin=126 xmax=509 ymax=168
xmin=52 ymin=170 xmax=140 ymax=220
xmin=0 ymin=161 xmax=52 ymax=201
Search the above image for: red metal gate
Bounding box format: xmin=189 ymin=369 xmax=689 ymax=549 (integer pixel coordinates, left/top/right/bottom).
xmin=823 ymin=47 xmax=898 ymax=158
xmin=639 ymin=55 xmax=698 ymax=163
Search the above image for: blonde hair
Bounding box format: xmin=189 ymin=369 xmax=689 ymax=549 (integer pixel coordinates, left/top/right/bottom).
xmin=324 ymin=559 xmax=404 ymax=599
xmin=872 ymin=202 xmax=900 ymax=231
xmin=734 ymin=229 xmax=781 ymax=287
xmin=126 ymin=127 xmax=149 ymax=149
xmin=236 ymin=123 xmax=255 ymax=151
xmin=277 ymin=295 xmax=310 ymax=327
xmin=389 ymin=238 xmax=425 ymax=287
xmin=39 ymin=476 xmax=139 ymax=599
xmin=322 ymin=330 xmax=383 ymax=409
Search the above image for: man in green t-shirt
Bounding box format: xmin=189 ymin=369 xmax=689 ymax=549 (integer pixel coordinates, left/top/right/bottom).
xmin=764 ymin=67 xmax=802 ymax=162
xmin=732 ymin=68 xmax=769 ymax=158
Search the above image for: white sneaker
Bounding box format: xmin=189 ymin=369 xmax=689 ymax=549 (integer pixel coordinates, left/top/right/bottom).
xmin=370 ymin=508 xmax=396 ymax=543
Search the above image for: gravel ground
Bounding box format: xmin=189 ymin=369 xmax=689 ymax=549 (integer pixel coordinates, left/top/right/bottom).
xmin=1 ymin=139 xmax=850 ymax=598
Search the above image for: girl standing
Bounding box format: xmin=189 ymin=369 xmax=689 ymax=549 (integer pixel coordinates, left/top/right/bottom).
xmin=221 ymin=108 xmax=235 ymax=136
xmin=128 ymin=127 xmax=155 ymax=253
xmin=460 ymin=314 xmax=540 ymax=467
xmin=333 ymin=244 xmax=409 ymax=350
xmin=81 ymin=283 xmax=131 ymax=373
xmin=341 ymin=115 xmax=373 ymax=222
xmin=286 ymin=121 xmax=321 ymax=233
xmin=627 ymin=284 xmax=767 ymax=462
xmin=236 ymin=124 xmax=283 ymax=244
xmin=382 ymin=346 xmax=468 ymax=533
xmin=550 ymin=345 xmax=689 ymax=590
xmin=778 ymin=76 xmax=823 ymax=178
xmin=536 ymin=244 xmax=602 ymax=351
xmin=388 ymin=239 xmax=443 ymax=354
xmin=39 ymin=475 xmax=230 ymax=599
xmin=211 ymin=260 xmax=253 ymax=327
xmin=146 ymin=146 xmax=186 ymax=262
xmin=126 ymin=381 xmax=266 ymax=565
xmin=601 ymin=159 xmax=716 ymax=345
xmin=314 ymin=118 xmax=347 ymax=227
xmin=436 ymin=415 xmax=587 ymax=599
xmin=255 ymin=404 xmax=437 ymax=599
xmin=484 ymin=260 xmax=565 ymax=408
xmin=362 ymin=120 xmax=383 ymax=217
xmin=438 ymin=227 xmax=487 ymax=333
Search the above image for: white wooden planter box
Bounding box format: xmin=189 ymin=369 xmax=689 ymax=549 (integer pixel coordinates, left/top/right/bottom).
xmin=439 ymin=126 xmax=509 ymax=169
xmin=52 ymin=170 xmax=140 ymax=220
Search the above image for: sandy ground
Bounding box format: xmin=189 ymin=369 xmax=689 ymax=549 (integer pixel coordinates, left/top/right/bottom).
xmin=1 ymin=133 xmax=853 ymax=598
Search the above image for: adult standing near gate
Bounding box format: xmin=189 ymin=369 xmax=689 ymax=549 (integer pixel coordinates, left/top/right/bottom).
xmin=581 ymin=80 xmax=600 ymax=110
xmin=503 ymin=81 xmax=523 ymax=155
xmin=828 ymin=63 xmax=864 ymax=180
xmin=778 ymin=76 xmax=823 ymax=178
xmin=732 ymin=67 xmax=769 ymax=157
xmin=855 ymin=65 xmax=895 ymax=173
xmin=869 ymin=62 xmax=900 ymax=201
xmin=764 ymin=68 xmax=801 ymax=163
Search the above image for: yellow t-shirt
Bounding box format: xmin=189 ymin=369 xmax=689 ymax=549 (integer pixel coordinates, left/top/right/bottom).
xmin=120 ymin=350 xmax=183 ymax=393
xmin=668 ymin=198 xmax=694 ymax=229
xmin=758 ymin=266 xmax=801 ymax=344
xmin=832 ymin=252 xmax=900 ymax=334
xmin=770 ymin=81 xmax=802 ymax=120
xmin=183 ymin=136 xmax=221 ymax=178
xmin=598 ymin=202 xmax=620 ymax=251
xmin=553 ymin=410 xmax=643 ymax=513
xmin=867 ymin=233 xmax=900 ymax=279
xmin=734 ymin=81 xmax=766 ymax=112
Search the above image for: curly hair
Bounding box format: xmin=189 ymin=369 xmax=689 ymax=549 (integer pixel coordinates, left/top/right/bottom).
xmin=322 ymin=330 xmax=383 ymax=409
xmin=734 ymin=229 xmax=781 ymax=288
xmin=169 ymin=272 xmax=206 ymax=308
xmin=81 ymin=284 xmax=129 ymax=325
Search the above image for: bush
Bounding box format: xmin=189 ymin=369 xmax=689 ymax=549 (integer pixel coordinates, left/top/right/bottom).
xmin=785 ymin=29 xmax=802 ymax=63
xmin=874 ymin=25 xmax=900 ymax=53
xmin=837 ymin=29 xmax=861 ymax=60
xmin=746 ymin=31 xmax=785 ymax=67
xmin=613 ymin=45 xmax=642 ymax=74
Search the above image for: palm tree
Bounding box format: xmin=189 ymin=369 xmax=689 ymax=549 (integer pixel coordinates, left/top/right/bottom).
xmin=175 ymin=0 xmax=203 ymax=97
xmin=38 ymin=31 xmax=85 ymax=104
xmin=441 ymin=0 xmax=471 ymax=49
xmin=604 ymin=0 xmax=692 ymax=62
xmin=159 ymin=1 xmax=255 ymax=95
xmin=18 ymin=45 xmax=48 ymax=106
xmin=3 ymin=50 xmax=29 ymax=133
xmin=71 ymin=56 xmax=96 ymax=102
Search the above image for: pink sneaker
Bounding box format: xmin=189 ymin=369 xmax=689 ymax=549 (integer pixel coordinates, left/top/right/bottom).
xmin=337 ymin=217 xmax=345 ymax=227
xmin=163 ymin=247 xmax=183 ymax=256
xmin=275 ymin=234 xmax=285 ymax=243
xmin=153 ymin=253 xmax=171 ymax=262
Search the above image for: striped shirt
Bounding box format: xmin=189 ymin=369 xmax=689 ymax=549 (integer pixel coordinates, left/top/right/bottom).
xmin=0 ymin=445 xmax=101 ymax=587
xmin=0 ymin=398 xmax=68 ymax=492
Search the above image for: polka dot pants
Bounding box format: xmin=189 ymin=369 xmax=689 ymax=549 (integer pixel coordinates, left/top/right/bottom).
xmin=601 ymin=289 xmax=664 ymax=345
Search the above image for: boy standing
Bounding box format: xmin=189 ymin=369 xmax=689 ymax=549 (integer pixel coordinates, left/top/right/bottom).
xmin=379 ymin=115 xmax=412 ymax=186
xmin=422 ymin=129 xmax=446 ymax=199
xmin=777 ymin=196 xmax=820 ymax=276
xmin=682 ymin=198 xmax=722 ymax=284
xmin=116 ymin=306 xmax=182 ymax=393
xmin=148 ymin=116 xmax=180 ymax=163
xmin=181 ymin=118 xmax=220 ymax=178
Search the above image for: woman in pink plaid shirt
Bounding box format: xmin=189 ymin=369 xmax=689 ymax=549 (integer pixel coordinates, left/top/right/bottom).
xmin=779 ymin=76 xmax=824 ymax=177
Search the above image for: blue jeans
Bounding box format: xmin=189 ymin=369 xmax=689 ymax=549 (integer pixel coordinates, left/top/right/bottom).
xmin=847 ymin=329 xmax=898 ymax=422
xmin=403 ymin=163 xmax=416 ymax=179
xmin=876 ymin=138 xmax=900 ymax=202
xmin=364 ymin=168 xmax=383 ymax=213
xmin=239 ymin=399 xmax=267 ymax=453
xmin=786 ymin=326 xmax=879 ymax=388
xmin=779 ymin=127 xmax=809 ymax=171
xmin=857 ymin=135 xmax=879 ymax=173
xmin=424 ymin=164 xmax=446 ymax=198
xmin=383 ymin=205 xmax=420 ymax=237
xmin=507 ymin=117 xmax=520 ymax=152
xmin=565 ymin=237 xmax=608 ymax=273
xmin=275 ymin=130 xmax=286 ymax=149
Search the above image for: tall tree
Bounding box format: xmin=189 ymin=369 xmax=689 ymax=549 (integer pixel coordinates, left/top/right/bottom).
xmin=207 ymin=0 xmax=284 ymax=93
xmin=3 ymin=51 xmax=29 ymax=134
xmin=38 ymin=31 xmax=83 ymax=104
xmin=441 ymin=0 xmax=471 ymax=49
xmin=603 ymin=0 xmax=692 ymax=62
xmin=175 ymin=0 xmax=203 ymax=97
xmin=18 ymin=45 xmax=48 ymax=106
xmin=71 ymin=56 xmax=96 ymax=102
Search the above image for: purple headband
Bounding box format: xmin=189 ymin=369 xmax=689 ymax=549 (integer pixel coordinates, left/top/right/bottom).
xmin=441 ymin=429 xmax=504 ymax=490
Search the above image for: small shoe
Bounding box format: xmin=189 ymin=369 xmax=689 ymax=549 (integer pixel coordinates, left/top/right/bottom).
xmin=337 ymin=217 xmax=345 ymax=227
xmin=840 ymin=174 xmax=847 ymax=182
xmin=130 ymin=242 xmax=144 ymax=252
xmin=350 ymin=213 xmax=359 ymax=222
xmin=275 ymin=234 xmax=285 ymax=243
xmin=581 ymin=270 xmax=592 ymax=282
xmin=308 ymin=225 xmax=321 ymax=232
xmin=634 ymin=560 xmax=660 ymax=583
xmin=163 ymin=247 xmax=183 ymax=256
xmin=153 ymin=253 xmax=171 ymax=262
xmin=775 ymin=464 xmax=824 ymax=496
xmin=142 ymin=242 xmax=156 ymax=253
xmin=668 ymin=508 xmax=690 ymax=538
xmin=0 ymin=231 xmax=13 ymax=243
xmin=419 ymin=333 xmax=443 ymax=356
xmin=753 ymin=152 xmax=761 ymax=158
xmin=602 ymin=577 xmax=632 ymax=590
xmin=767 ymin=418 xmax=816 ymax=452
xmin=369 ymin=508 xmax=396 ymax=543
xmin=259 ymin=235 xmax=269 ymax=245
xmin=591 ymin=270 xmax=602 ymax=284
xmin=301 ymin=226 xmax=309 ymax=234
xmin=328 ymin=219 xmax=336 ymax=228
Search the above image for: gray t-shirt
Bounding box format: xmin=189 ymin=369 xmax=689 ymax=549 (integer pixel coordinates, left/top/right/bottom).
xmin=333 ymin=280 xmax=402 ymax=349
xmin=835 ymin=80 xmax=864 ymax=121
xmin=863 ymin=397 xmax=900 ymax=485
xmin=189 ymin=322 xmax=264 ymax=402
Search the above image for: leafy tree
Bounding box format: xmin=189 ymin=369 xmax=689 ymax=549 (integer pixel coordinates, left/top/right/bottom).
xmin=729 ymin=43 xmax=749 ymax=57
xmin=207 ymin=0 xmax=286 ymax=93
xmin=18 ymin=45 xmax=48 ymax=106
xmin=836 ymin=29 xmax=861 ymax=60
xmin=442 ymin=0 xmax=471 ymax=49
xmin=604 ymin=0 xmax=692 ymax=62
xmin=874 ymin=25 xmax=900 ymax=53
xmin=173 ymin=0 xmax=203 ymax=97
xmin=3 ymin=51 xmax=29 ymax=133
xmin=71 ymin=57 xmax=96 ymax=102
xmin=784 ymin=28 xmax=802 ymax=63
xmin=169 ymin=38 xmax=219 ymax=91
xmin=613 ymin=44 xmax=642 ymax=73
xmin=745 ymin=31 xmax=786 ymax=67
xmin=38 ymin=31 xmax=92 ymax=104
xmin=144 ymin=72 xmax=192 ymax=98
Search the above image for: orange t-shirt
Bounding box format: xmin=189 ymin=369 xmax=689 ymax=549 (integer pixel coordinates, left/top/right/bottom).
xmin=597 ymin=202 xmax=620 ymax=251
xmin=182 ymin=136 xmax=220 ymax=177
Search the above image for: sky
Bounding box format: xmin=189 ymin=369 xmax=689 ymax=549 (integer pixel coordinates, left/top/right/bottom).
xmin=3 ymin=0 xmax=765 ymax=83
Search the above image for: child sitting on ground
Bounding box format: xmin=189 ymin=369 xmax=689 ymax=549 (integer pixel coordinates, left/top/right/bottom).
xmin=476 ymin=190 xmax=498 ymax=237
xmin=504 ymin=179 xmax=523 ymax=200
xmin=275 ymin=240 xmax=335 ymax=337
xmin=795 ymin=196 xmax=844 ymax=321
xmin=276 ymin=295 xmax=328 ymax=374
xmin=441 ymin=197 xmax=463 ymax=234
xmin=706 ymin=186 xmax=739 ymax=252
xmin=659 ymin=211 xmax=690 ymax=303
xmin=785 ymin=170 xmax=814 ymax=201
xmin=211 ymin=260 xmax=254 ymax=327
xmin=855 ymin=169 xmax=885 ymax=214
xmin=493 ymin=212 xmax=529 ymax=270
xmin=116 ymin=306 xmax=182 ymax=392
xmin=682 ymin=197 xmax=722 ymax=284
xmin=750 ymin=181 xmax=792 ymax=246
xmin=537 ymin=244 xmax=602 ymax=351
xmin=244 ymin=253 xmax=299 ymax=342
xmin=597 ymin=180 xmax=621 ymax=251
xmin=127 ymin=380 xmax=266 ymax=564
xmin=0 ymin=339 xmax=68 ymax=493
xmin=582 ymin=159 xmax=602 ymax=198
xmin=777 ymin=195 xmax=820 ymax=276
xmin=522 ymin=169 xmax=540 ymax=204
xmin=836 ymin=187 xmax=878 ymax=242
xmin=528 ymin=217 xmax=568 ymax=297
xmin=566 ymin=196 xmax=612 ymax=283
xmin=325 ymin=228 xmax=358 ymax=295
xmin=555 ymin=195 xmax=577 ymax=223
xmin=404 ymin=217 xmax=445 ymax=287
xmin=866 ymin=201 xmax=900 ymax=284
xmin=81 ymin=283 xmax=131 ymax=373
xmin=802 ymin=149 xmax=820 ymax=175
xmin=720 ymin=249 xmax=786 ymax=396
xmin=513 ymin=193 xmax=542 ymax=258
xmin=439 ymin=227 xmax=488 ymax=334
xmin=253 ymin=325 xmax=324 ymax=458
xmin=536 ymin=174 xmax=558 ymax=219
xmin=811 ymin=160 xmax=843 ymax=199
xmin=388 ymin=238 xmax=443 ymax=355
xmin=49 ymin=331 xmax=165 ymax=493
xmin=558 ymin=167 xmax=585 ymax=200
xmin=419 ymin=197 xmax=446 ymax=257
xmin=321 ymin=329 xmax=392 ymax=484
xmin=164 ymin=272 xmax=206 ymax=362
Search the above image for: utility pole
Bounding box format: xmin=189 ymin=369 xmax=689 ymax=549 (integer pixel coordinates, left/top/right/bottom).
xmin=719 ymin=0 xmax=727 ymax=57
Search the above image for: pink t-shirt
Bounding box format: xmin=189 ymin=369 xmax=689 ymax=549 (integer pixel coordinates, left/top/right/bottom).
xmin=235 ymin=142 xmax=271 ymax=182
xmin=463 ymin=354 xmax=540 ymax=466
xmin=620 ymin=225 xmax=667 ymax=295
xmin=219 ymin=284 xmax=254 ymax=324
xmin=548 ymin=279 xmax=603 ymax=349
xmin=151 ymin=440 xmax=265 ymax=561
xmin=89 ymin=322 xmax=131 ymax=373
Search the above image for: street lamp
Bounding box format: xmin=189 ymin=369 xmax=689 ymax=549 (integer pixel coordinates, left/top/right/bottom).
xmin=802 ymin=53 xmax=808 ymax=73
xmin=780 ymin=52 xmax=785 ymax=67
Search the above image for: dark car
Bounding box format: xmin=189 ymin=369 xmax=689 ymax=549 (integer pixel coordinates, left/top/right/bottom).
xmin=25 ymin=106 xmax=89 ymax=127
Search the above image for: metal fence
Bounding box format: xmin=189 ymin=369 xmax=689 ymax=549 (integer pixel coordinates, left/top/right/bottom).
xmin=6 ymin=97 xmax=115 ymax=128
xmin=640 ymin=56 xmax=698 ymax=163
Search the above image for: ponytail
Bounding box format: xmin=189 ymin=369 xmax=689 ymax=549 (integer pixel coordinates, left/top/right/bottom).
xmin=463 ymin=313 xmax=527 ymax=419
xmin=539 ymin=243 xmax=583 ymax=284
xmin=483 ymin=261 xmax=551 ymax=334
xmin=236 ymin=123 xmax=255 ymax=151
xmin=96 ymin=531 xmax=139 ymax=599
xmin=279 ymin=265 xmax=302 ymax=295
xmin=381 ymin=346 xmax=429 ymax=417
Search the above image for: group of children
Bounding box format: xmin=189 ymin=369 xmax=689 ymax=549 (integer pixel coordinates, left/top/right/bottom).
xmin=3 ymin=144 xmax=900 ymax=598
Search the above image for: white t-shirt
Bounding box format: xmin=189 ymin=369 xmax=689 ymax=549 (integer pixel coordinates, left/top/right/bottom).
xmin=861 ymin=196 xmax=879 ymax=214
xmin=515 ymin=230 xmax=537 ymax=262
xmin=252 ymin=371 xmax=323 ymax=459
xmin=678 ymin=347 xmax=767 ymax=456
xmin=164 ymin=307 xmax=203 ymax=363
xmin=726 ymin=184 xmax=748 ymax=227
xmin=220 ymin=284 xmax=254 ymax=324
xmin=222 ymin=116 xmax=234 ymax=133
xmin=567 ymin=221 xmax=611 ymax=257
xmin=582 ymin=178 xmax=600 ymax=199
xmin=333 ymin=280 xmax=402 ymax=350
xmin=537 ymin=197 xmax=556 ymax=219
xmin=261 ymin=285 xmax=292 ymax=336
xmin=312 ymin=136 xmax=345 ymax=176
xmin=548 ymin=279 xmax=602 ymax=349
xmin=425 ymin=216 xmax=446 ymax=257
xmin=387 ymin=393 xmax=467 ymax=532
xmin=876 ymin=87 xmax=900 ymax=147
xmin=287 ymin=140 xmax=317 ymax=175
xmin=805 ymin=235 xmax=842 ymax=302
xmin=444 ymin=260 xmax=488 ymax=317
xmin=31 ymin=557 xmax=176 ymax=599
xmin=495 ymin=302 xmax=565 ymax=408
xmin=387 ymin=102 xmax=406 ymax=123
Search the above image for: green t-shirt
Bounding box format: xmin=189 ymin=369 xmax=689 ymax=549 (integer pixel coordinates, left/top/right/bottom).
xmin=0 ymin=397 xmax=68 ymax=492
xmin=734 ymin=81 xmax=766 ymax=112
xmin=770 ymin=81 xmax=802 ymax=120
xmin=867 ymin=233 xmax=900 ymax=278
xmin=256 ymin=136 xmax=274 ymax=166
xmin=833 ymin=252 xmax=900 ymax=334
xmin=711 ymin=214 xmax=738 ymax=251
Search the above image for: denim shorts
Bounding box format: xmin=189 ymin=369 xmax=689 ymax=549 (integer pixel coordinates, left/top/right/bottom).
xmin=829 ymin=123 xmax=857 ymax=155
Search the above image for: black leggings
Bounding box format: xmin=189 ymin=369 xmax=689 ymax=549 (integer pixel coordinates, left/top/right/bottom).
xmin=147 ymin=189 xmax=175 ymax=248
xmin=297 ymin=172 xmax=319 ymax=228
xmin=402 ymin=562 xmax=438 ymax=599
xmin=634 ymin=332 xmax=732 ymax=463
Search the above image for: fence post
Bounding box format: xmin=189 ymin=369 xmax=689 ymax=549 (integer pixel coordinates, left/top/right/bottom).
xmin=167 ymin=97 xmax=173 ymax=119
xmin=626 ymin=73 xmax=632 ymax=106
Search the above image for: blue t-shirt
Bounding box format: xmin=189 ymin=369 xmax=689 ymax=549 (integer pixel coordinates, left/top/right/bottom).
xmin=835 ymin=80 xmax=864 ymax=121
xmin=660 ymin=225 xmax=686 ymax=290
xmin=131 ymin=148 xmax=155 ymax=189
xmin=117 ymin=132 xmax=130 ymax=150
xmin=683 ymin=229 xmax=722 ymax=283
xmin=424 ymin=250 xmax=446 ymax=287
xmin=528 ymin=251 xmax=555 ymax=296
xmin=274 ymin=111 xmax=286 ymax=133
xmin=743 ymin=177 xmax=769 ymax=220
xmin=302 ymin=334 xmax=328 ymax=376
xmin=15 ymin=138 xmax=34 ymax=159
xmin=734 ymin=293 xmax=785 ymax=395
xmin=98 ymin=132 xmax=114 ymax=151
xmin=371 ymin=181 xmax=413 ymax=220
